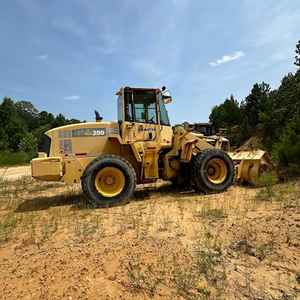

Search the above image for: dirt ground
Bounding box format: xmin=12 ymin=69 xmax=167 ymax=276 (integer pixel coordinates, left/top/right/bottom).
xmin=0 ymin=172 xmax=299 ymax=299
xmin=0 ymin=165 xmax=31 ymax=180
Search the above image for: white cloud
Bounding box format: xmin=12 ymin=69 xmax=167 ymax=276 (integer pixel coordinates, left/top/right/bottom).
xmin=36 ymin=54 xmax=48 ymax=60
xmin=64 ymin=95 xmax=80 ymax=100
xmin=209 ymin=51 xmax=245 ymax=67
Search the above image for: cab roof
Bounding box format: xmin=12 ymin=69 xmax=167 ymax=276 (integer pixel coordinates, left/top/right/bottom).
xmin=116 ymin=86 xmax=161 ymax=95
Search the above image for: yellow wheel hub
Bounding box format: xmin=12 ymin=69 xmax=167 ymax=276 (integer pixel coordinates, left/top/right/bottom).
xmin=206 ymin=158 xmax=228 ymax=184
xmin=95 ymin=167 xmax=125 ymax=197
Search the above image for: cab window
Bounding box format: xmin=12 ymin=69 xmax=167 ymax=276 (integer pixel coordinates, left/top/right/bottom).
xmin=124 ymin=89 xmax=158 ymax=124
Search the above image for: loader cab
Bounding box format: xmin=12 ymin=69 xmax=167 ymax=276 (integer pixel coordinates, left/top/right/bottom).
xmin=117 ymin=87 xmax=171 ymax=126
xmin=117 ymin=87 xmax=173 ymax=147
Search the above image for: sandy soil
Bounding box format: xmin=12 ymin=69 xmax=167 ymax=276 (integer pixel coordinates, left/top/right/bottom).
xmin=0 ymin=165 xmax=31 ymax=180
xmin=0 ymin=176 xmax=299 ymax=299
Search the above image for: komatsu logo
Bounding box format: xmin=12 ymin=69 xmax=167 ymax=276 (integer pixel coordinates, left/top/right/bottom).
xmin=138 ymin=127 xmax=155 ymax=132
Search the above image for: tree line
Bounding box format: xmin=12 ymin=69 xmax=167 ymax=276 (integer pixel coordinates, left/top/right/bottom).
xmin=209 ymin=41 xmax=300 ymax=175
xmin=0 ymin=98 xmax=80 ymax=165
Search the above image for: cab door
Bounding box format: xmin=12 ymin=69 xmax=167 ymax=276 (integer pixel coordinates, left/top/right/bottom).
xmin=121 ymin=88 xmax=159 ymax=144
xmin=119 ymin=88 xmax=162 ymax=179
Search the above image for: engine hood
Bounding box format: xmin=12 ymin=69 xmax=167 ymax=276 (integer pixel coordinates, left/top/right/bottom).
xmin=46 ymin=121 xmax=119 ymax=138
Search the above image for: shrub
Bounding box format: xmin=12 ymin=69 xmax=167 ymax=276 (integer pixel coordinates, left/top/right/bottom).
xmin=273 ymin=115 xmax=300 ymax=176
xmin=0 ymin=151 xmax=35 ymax=166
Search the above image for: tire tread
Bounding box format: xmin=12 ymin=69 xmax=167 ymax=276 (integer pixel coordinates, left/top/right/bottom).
xmin=191 ymin=149 xmax=235 ymax=193
xmin=81 ymin=154 xmax=136 ymax=207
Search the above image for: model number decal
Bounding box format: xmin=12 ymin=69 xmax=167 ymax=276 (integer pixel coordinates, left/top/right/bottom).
xmin=92 ymin=129 xmax=106 ymax=136
xmin=72 ymin=128 xmax=107 ymax=137
xmin=58 ymin=128 xmax=108 ymax=138
xmin=59 ymin=127 xmax=120 ymax=138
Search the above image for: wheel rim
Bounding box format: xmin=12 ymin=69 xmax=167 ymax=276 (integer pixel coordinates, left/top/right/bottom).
xmin=95 ymin=167 xmax=125 ymax=197
xmin=206 ymin=158 xmax=228 ymax=184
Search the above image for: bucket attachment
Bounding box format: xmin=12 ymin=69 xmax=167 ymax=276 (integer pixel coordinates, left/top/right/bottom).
xmin=228 ymin=150 xmax=271 ymax=185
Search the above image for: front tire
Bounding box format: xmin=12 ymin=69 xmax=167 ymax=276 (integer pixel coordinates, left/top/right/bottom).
xmin=81 ymin=155 xmax=136 ymax=207
xmin=191 ymin=149 xmax=235 ymax=193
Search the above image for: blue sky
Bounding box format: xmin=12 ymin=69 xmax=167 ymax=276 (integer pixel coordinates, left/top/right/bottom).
xmin=0 ymin=0 xmax=299 ymax=124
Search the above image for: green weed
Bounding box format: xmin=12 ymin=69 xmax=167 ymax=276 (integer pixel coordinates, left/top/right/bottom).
xmin=0 ymin=214 xmax=18 ymax=243
xmin=194 ymin=207 xmax=227 ymax=220
xmin=40 ymin=218 xmax=58 ymax=243
xmin=255 ymin=172 xmax=278 ymax=201
xmin=126 ymin=254 xmax=163 ymax=297
xmin=73 ymin=215 xmax=103 ymax=242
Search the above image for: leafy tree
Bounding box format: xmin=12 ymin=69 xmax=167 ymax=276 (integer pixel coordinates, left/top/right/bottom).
xmin=39 ymin=111 xmax=55 ymax=126
xmin=210 ymin=95 xmax=241 ymax=129
xmin=52 ymin=113 xmax=80 ymax=128
xmin=295 ymin=40 xmax=300 ymax=67
xmin=18 ymin=132 xmax=37 ymax=153
xmin=0 ymin=97 xmax=18 ymax=124
xmin=209 ymin=95 xmax=242 ymax=145
xmin=209 ymin=41 xmax=300 ymax=174
xmin=240 ymin=82 xmax=270 ymax=133
xmin=0 ymin=97 xmax=82 ymax=165
xmin=273 ymin=114 xmax=300 ymax=175
xmin=0 ymin=127 xmax=9 ymax=150
xmin=15 ymin=101 xmax=39 ymax=130
xmin=52 ymin=113 xmax=68 ymax=127
xmin=0 ymin=97 xmax=26 ymax=151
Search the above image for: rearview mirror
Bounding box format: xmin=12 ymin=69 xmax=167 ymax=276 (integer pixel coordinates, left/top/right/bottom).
xmin=161 ymin=87 xmax=172 ymax=104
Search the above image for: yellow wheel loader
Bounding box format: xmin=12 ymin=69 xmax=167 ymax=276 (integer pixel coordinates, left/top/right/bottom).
xmin=31 ymin=87 xmax=236 ymax=206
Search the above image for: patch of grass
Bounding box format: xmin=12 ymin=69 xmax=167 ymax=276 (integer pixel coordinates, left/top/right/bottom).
xmin=40 ymin=218 xmax=58 ymax=243
xmin=194 ymin=207 xmax=227 ymax=220
xmin=157 ymin=215 xmax=173 ymax=232
xmin=230 ymin=239 xmax=274 ymax=261
xmin=0 ymin=176 xmax=35 ymax=198
xmin=255 ymin=243 xmax=274 ymax=261
xmin=256 ymin=172 xmax=278 ymax=188
xmin=0 ymin=151 xmax=34 ymax=166
xmin=0 ymin=176 xmax=63 ymax=195
xmin=0 ymin=177 xmax=9 ymax=198
xmin=73 ymin=215 xmax=104 ymax=242
xmin=171 ymin=258 xmax=205 ymax=300
xmin=169 ymin=232 xmax=226 ymax=299
xmin=274 ymin=182 xmax=300 ymax=208
xmin=194 ymin=231 xmax=224 ymax=280
xmin=126 ymin=254 xmax=163 ymax=297
xmin=123 ymin=228 xmax=228 ymax=299
xmin=255 ymin=188 xmax=275 ymax=201
xmin=255 ymin=172 xmax=278 ymax=201
xmin=0 ymin=214 xmax=18 ymax=243
xmin=0 ymin=176 xmax=65 ymax=211
xmin=255 ymin=179 xmax=300 ymax=207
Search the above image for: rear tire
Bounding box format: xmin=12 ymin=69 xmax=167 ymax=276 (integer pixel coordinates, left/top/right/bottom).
xmin=191 ymin=149 xmax=235 ymax=193
xmin=81 ymin=154 xmax=136 ymax=207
